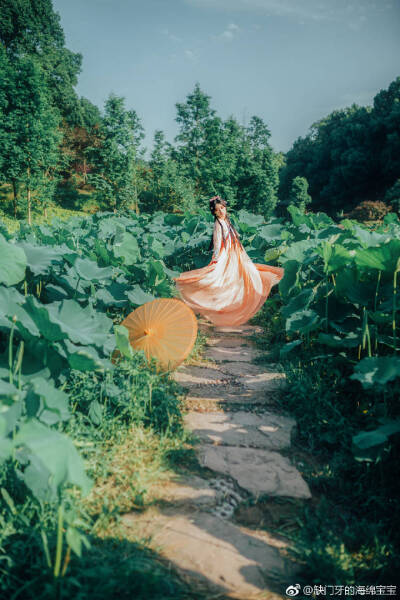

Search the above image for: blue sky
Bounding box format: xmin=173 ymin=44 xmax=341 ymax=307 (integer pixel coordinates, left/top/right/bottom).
xmin=53 ymin=0 xmax=400 ymax=157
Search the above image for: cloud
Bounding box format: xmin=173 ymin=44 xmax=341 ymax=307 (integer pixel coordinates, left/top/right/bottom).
xmin=220 ymin=22 xmax=240 ymax=40
xmin=183 ymin=0 xmax=392 ymax=23
xmin=161 ymin=27 xmax=182 ymax=42
xmin=184 ymin=49 xmax=195 ymax=59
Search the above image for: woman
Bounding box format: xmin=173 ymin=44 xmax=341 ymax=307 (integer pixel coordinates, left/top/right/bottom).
xmin=173 ymin=196 xmax=284 ymax=326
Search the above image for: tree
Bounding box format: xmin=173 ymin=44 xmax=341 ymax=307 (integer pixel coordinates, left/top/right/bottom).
xmin=372 ymin=77 xmax=400 ymax=190
xmin=139 ymin=130 xmax=196 ymax=213
xmin=174 ymin=82 xmax=222 ymax=199
xmin=0 ymin=0 xmax=83 ymax=123
xmin=58 ymin=97 xmax=102 ymax=186
xmin=288 ymin=176 xmax=312 ymax=213
xmin=173 ymin=84 xmax=279 ymax=215
xmin=0 ymin=48 xmax=61 ymax=222
xmin=87 ymin=94 xmax=144 ymax=212
xmin=235 ymin=116 xmax=279 ymax=216
xmin=278 ymin=77 xmax=400 ymax=216
xmin=384 ymin=179 xmax=400 ymax=214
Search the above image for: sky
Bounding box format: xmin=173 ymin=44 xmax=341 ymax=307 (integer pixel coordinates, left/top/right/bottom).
xmin=53 ymin=0 xmax=400 ymax=157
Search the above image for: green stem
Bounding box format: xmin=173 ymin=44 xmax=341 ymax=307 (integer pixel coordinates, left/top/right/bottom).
xmin=325 ymin=278 xmax=329 ymax=332
xmin=148 ymin=381 xmax=153 ymax=414
xmin=362 ymin=307 xmax=367 ymax=352
xmin=374 ymin=270 xmax=381 ymax=313
xmin=13 ymin=341 xmax=24 ymax=389
xmin=366 ymin=319 xmax=372 ymax=358
xmin=393 ymin=269 xmax=398 ymax=353
xmin=74 ymin=276 xmax=81 ymax=300
xmin=8 ymin=320 xmax=16 ymax=384
xmin=53 ymin=503 xmax=64 ymax=578
xmin=41 ymin=530 xmax=52 ymax=569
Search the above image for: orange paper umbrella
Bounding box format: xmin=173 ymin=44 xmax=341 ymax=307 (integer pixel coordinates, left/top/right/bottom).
xmin=120 ymin=298 xmax=198 ymax=371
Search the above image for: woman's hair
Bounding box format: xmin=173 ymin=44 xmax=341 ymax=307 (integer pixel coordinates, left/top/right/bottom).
xmin=208 ymin=196 xmax=243 ymax=252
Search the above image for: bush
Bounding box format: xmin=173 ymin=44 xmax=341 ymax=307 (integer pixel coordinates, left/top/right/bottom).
xmin=65 ymin=353 xmax=184 ymax=436
xmin=347 ymin=200 xmax=391 ymax=222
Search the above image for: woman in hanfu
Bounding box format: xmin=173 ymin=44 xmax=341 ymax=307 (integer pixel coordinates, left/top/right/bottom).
xmin=173 ymin=196 xmax=284 ymax=327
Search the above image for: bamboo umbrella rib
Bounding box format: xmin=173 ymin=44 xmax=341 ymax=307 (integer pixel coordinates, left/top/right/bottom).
xmin=151 ymin=298 xmax=181 ymax=322
xmin=121 ymin=298 xmax=197 ymax=371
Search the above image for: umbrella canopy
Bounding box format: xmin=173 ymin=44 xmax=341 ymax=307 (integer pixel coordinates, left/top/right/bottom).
xmin=120 ymin=298 xmax=198 ymax=371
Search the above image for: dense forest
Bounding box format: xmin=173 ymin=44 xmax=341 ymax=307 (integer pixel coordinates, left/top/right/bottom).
xmin=0 ymin=0 xmax=399 ymax=224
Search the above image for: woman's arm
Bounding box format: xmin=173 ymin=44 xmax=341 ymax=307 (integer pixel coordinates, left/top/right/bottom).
xmin=211 ymin=219 xmax=223 ymax=263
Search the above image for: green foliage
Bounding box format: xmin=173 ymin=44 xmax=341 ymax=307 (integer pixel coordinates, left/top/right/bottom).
xmin=279 ymin=77 xmax=400 ymax=215
xmin=140 ymin=83 xmax=280 ymax=215
xmin=251 ymin=207 xmax=400 ymax=585
xmin=384 ymin=178 xmax=400 ymax=213
xmin=66 ymin=355 xmax=184 ymax=436
xmin=288 ymin=176 xmax=312 ymax=213
xmin=0 ymin=0 xmax=82 ymax=123
xmin=87 ymin=95 xmax=144 ymax=212
xmin=0 ymin=47 xmax=61 ymax=222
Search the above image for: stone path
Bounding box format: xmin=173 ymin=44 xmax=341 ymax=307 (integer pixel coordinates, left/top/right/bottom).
xmin=121 ymin=320 xmax=311 ymax=600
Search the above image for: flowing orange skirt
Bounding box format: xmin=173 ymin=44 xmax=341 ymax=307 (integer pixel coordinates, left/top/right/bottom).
xmin=173 ymin=219 xmax=284 ymax=327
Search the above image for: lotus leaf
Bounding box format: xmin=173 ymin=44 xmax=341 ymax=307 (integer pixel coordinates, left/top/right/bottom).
xmin=351 ymin=356 xmax=400 ymax=388
xmin=259 ymin=224 xmax=284 ymax=241
xmin=0 ymin=235 xmax=27 ymax=286
xmin=114 ymin=324 xmax=134 ymax=359
xmin=29 ymin=377 xmax=70 ymax=425
xmin=286 ymin=309 xmax=320 ymax=335
xmin=355 ymin=240 xmax=400 ymax=272
xmin=17 ymin=242 xmax=64 ymax=275
xmin=282 ymin=289 xmax=314 ymax=319
xmin=113 ymin=231 xmax=141 ymax=265
xmin=73 ymin=257 xmax=114 ymax=282
xmin=15 ymin=419 xmax=92 ymax=500
xmin=126 ymin=285 xmax=156 ymax=306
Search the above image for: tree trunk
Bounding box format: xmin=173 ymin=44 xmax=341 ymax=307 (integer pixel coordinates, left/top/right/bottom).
xmin=27 ymin=166 xmax=32 ymax=225
xmin=27 ymin=186 xmax=32 ymax=225
xmin=12 ymin=179 xmax=18 ymax=218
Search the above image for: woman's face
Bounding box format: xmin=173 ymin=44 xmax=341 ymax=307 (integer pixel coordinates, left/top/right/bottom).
xmin=215 ymin=203 xmax=227 ymax=219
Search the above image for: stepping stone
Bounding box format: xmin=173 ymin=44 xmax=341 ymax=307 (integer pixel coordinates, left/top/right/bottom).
xmin=219 ymin=362 xmax=287 ymax=392
xmin=214 ymin=324 xmax=263 ymax=335
xmin=173 ymin=365 xmax=230 ymax=387
xmin=153 ymin=474 xmax=218 ymax=508
xmin=185 ymin=384 xmax=271 ymax=405
xmin=122 ymin=506 xmax=297 ymax=597
xmin=197 ymin=446 xmax=312 ymax=499
xmin=184 ymin=411 xmax=295 ymax=450
xmin=204 ymin=346 xmax=260 ymax=363
xmin=206 ymin=335 xmax=249 ymax=348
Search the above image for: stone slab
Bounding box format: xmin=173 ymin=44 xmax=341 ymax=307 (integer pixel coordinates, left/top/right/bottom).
xmin=206 ymin=336 xmax=250 ymax=348
xmin=219 ymin=362 xmax=286 ymax=392
xmin=214 ymin=324 xmax=264 ymax=335
xmin=122 ymin=506 xmax=297 ymax=597
xmin=197 ymin=446 xmax=311 ymax=499
xmin=173 ymin=365 xmax=230 ymax=386
xmin=204 ymin=346 xmax=260 ymax=363
xmin=184 ymin=411 xmax=295 ymax=450
xmin=154 ymin=474 xmax=219 ymax=507
xmin=185 ymin=385 xmax=272 ymax=405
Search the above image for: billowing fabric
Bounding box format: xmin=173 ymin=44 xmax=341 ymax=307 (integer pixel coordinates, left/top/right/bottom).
xmin=173 ymin=217 xmax=284 ymax=326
